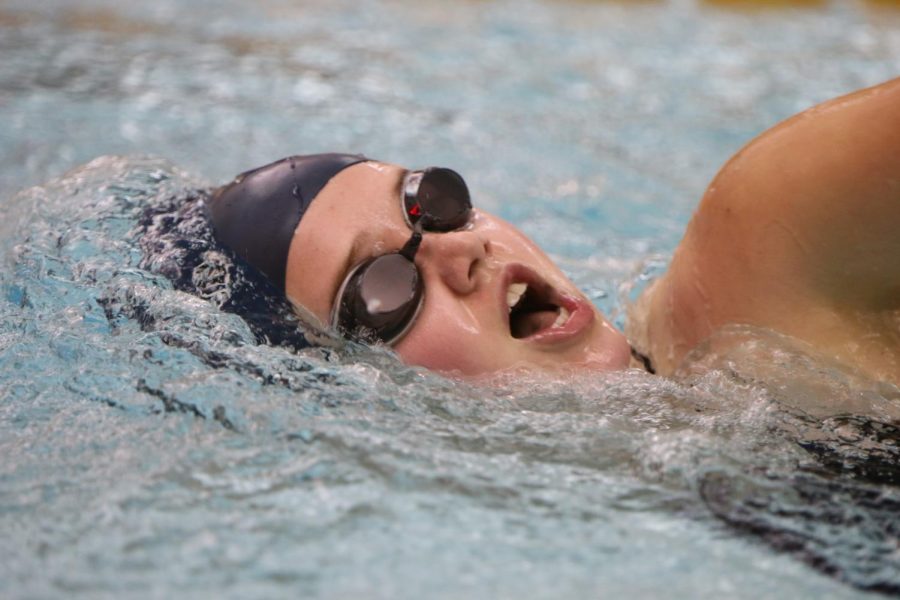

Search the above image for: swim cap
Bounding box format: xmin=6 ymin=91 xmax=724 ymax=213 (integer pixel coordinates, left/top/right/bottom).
xmin=208 ymin=153 xmax=367 ymax=290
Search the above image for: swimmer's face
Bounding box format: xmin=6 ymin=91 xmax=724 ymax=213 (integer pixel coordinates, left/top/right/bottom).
xmin=284 ymin=162 xmax=631 ymax=379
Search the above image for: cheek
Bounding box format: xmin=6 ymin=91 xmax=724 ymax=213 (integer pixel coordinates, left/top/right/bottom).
xmin=481 ymin=226 xmax=546 ymax=265
xmin=479 ymin=223 xmax=568 ymax=286
xmin=395 ymin=328 xmax=484 ymax=374
xmin=393 ymin=308 xmax=506 ymax=375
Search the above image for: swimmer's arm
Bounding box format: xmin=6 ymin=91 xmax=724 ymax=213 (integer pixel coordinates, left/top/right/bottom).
xmin=684 ymin=77 xmax=900 ymax=312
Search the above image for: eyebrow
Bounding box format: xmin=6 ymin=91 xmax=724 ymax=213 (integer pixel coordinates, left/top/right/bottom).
xmin=328 ymin=168 xmax=410 ymax=316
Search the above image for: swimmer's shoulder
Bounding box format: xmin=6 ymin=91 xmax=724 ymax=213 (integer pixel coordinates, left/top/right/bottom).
xmin=639 ymin=78 xmax=900 ymax=380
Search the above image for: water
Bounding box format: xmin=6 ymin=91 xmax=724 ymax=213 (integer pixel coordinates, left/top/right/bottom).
xmin=2 ymin=1 xmax=900 ymax=597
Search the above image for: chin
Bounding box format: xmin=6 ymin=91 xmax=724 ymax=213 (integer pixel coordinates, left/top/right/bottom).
xmin=575 ymin=321 xmax=633 ymax=372
xmin=396 ymin=314 xmax=632 ymax=381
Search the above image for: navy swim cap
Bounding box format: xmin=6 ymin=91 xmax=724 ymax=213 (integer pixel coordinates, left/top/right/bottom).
xmin=208 ymin=153 xmax=367 ymax=290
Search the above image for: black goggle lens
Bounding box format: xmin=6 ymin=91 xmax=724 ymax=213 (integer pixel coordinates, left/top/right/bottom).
xmin=403 ymin=167 xmax=472 ymax=232
xmin=334 ymin=166 xmax=472 ymax=344
xmin=337 ymin=254 xmax=423 ymax=343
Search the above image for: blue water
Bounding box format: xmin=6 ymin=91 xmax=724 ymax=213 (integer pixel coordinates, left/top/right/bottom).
xmin=2 ymin=1 xmax=900 ymax=597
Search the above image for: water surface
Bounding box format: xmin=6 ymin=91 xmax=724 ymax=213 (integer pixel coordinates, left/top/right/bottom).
xmin=2 ymin=1 xmax=900 ymax=597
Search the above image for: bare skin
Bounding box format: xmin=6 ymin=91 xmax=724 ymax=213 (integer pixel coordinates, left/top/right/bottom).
xmin=283 ymin=162 xmax=632 ymax=378
xmin=268 ymin=78 xmax=900 ymax=385
xmin=629 ymin=77 xmax=900 ymax=384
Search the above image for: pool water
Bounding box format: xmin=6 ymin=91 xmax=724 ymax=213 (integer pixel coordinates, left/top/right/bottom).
xmin=2 ymin=1 xmax=900 ymax=597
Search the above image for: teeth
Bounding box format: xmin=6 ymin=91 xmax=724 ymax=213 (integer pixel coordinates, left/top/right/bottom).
xmin=552 ymin=306 xmax=570 ymax=328
xmin=506 ymin=282 xmax=527 ymax=311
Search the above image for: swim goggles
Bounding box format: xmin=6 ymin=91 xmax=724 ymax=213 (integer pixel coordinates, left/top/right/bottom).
xmin=330 ymin=167 xmax=473 ymax=344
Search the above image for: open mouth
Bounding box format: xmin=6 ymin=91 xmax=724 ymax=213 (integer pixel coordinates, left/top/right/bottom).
xmin=500 ymin=264 xmax=596 ymax=346
xmin=506 ymin=280 xmax=570 ymax=339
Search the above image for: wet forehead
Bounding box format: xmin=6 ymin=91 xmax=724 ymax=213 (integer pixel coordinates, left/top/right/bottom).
xmin=284 ymin=161 xmax=408 ymax=327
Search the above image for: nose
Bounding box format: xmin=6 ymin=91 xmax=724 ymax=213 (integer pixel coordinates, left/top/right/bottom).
xmin=415 ymin=229 xmax=490 ymax=295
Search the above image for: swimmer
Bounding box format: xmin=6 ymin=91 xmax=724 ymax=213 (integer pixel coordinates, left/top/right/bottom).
xmin=206 ymin=77 xmax=900 ymax=384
